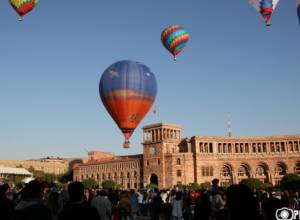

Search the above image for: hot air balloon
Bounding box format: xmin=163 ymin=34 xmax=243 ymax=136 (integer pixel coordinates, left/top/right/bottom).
xmin=250 ymin=0 xmax=280 ymax=26
xmin=297 ymin=0 xmax=300 ymax=25
xmin=161 ymin=25 xmax=189 ymax=61
xmin=99 ymin=60 xmax=157 ymax=149
xmin=9 ymin=0 xmax=38 ymax=22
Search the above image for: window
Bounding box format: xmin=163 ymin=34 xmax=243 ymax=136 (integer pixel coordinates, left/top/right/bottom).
xmin=209 ymin=143 xmax=213 ymax=153
xmin=177 ymin=158 xmax=181 ymax=165
xmin=202 ymin=166 xmax=213 ymax=176
xmin=146 ymin=160 xmax=149 ymax=166
xmin=158 ymin=159 xmax=161 ymax=165
xmin=177 ymin=170 xmax=182 ymax=177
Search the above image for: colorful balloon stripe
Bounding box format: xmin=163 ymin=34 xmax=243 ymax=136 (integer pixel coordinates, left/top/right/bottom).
xmin=10 ymin=0 xmax=38 ymax=21
xmin=161 ymin=25 xmax=189 ymax=60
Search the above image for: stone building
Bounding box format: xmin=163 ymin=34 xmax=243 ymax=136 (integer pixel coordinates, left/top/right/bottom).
xmin=0 ymin=156 xmax=83 ymax=175
xmin=74 ymin=122 xmax=300 ymax=189
xmin=73 ymin=152 xmax=143 ymax=189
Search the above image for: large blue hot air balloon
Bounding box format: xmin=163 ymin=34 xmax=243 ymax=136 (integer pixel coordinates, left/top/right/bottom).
xmin=99 ymin=60 xmax=157 ymax=148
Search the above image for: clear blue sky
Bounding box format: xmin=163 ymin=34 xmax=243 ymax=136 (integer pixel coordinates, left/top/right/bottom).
xmin=0 ymin=0 xmax=299 ymax=160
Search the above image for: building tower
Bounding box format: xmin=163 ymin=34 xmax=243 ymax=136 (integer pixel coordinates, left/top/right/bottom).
xmin=142 ymin=123 xmax=182 ymax=188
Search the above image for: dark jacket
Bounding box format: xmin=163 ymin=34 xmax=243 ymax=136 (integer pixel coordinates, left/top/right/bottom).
xmin=59 ymin=201 xmax=101 ymax=220
xmin=14 ymin=199 xmax=52 ymax=220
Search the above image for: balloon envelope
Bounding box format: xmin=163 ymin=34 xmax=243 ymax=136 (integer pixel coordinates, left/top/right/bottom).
xmin=9 ymin=0 xmax=38 ymax=21
xmin=249 ymin=0 xmax=279 ymax=26
xmin=99 ymin=60 xmax=157 ymax=148
xmin=161 ymin=25 xmax=189 ymax=60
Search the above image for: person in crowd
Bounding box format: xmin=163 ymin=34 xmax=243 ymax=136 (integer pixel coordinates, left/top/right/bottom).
xmin=91 ymin=190 xmax=112 ymax=220
xmin=171 ymin=191 xmax=183 ymax=220
xmin=129 ymin=189 xmax=139 ymax=220
xmin=262 ymin=197 xmax=284 ymax=220
xmin=150 ymin=189 xmax=163 ymax=220
xmin=47 ymin=187 xmax=61 ymax=220
xmin=137 ymin=190 xmax=144 ymax=216
xmin=224 ymin=184 xmax=261 ymax=220
xmin=115 ymin=191 xmax=132 ymax=220
xmin=14 ymin=180 xmax=52 ymax=220
xmin=58 ymin=181 xmax=100 ymax=220
xmin=0 ymin=183 xmax=14 ymax=220
xmin=193 ymin=190 xmax=211 ymax=220
xmin=210 ymin=187 xmax=226 ymax=219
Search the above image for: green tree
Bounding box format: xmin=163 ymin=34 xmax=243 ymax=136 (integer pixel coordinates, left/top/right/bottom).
xmin=240 ymin=178 xmax=263 ymax=190
xmin=82 ymin=178 xmax=98 ymax=189
xmin=101 ymin=180 xmax=121 ymax=189
xmin=281 ymin=174 xmax=300 ymax=190
xmin=59 ymin=170 xmax=73 ymax=183
xmin=146 ymin=183 xmax=158 ymax=189
xmin=187 ymin=182 xmax=201 ymax=191
xmin=261 ymin=183 xmax=273 ymax=190
xmin=200 ymin=182 xmax=211 ymax=190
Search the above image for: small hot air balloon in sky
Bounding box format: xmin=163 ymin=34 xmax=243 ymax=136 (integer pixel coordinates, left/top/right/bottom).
xmin=161 ymin=25 xmax=189 ymax=61
xmin=297 ymin=0 xmax=300 ymax=25
xmin=99 ymin=60 xmax=157 ymax=149
xmin=250 ymin=0 xmax=280 ymax=26
xmin=9 ymin=0 xmax=38 ymax=22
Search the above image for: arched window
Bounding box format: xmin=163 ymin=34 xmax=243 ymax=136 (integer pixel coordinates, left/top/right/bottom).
xmin=221 ymin=164 xmax=232 ymax=177
xmin=237 ymin=164 xmax=250 ymax=177
xmin=274 ymin=162 xmax=287 ymax=176
xmin=177 ymin=158 xmax=181 ymax=165
xmin=127 ymin=172 xmax=130 ymax=178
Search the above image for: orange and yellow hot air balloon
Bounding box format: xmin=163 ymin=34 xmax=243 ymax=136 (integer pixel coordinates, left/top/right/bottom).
xmin=9 ymin=0 xmax=38 ymax=21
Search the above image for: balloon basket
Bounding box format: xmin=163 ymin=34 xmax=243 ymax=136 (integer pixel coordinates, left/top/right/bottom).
xmin=123 ymin=140 xmax=130 ymax=149
xmin=18 ymin=16 xmax=23 ymax=22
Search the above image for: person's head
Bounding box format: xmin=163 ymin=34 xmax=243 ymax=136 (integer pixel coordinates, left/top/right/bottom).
xmin=130 ymin=189 xmax=135 ymax=195
xmin=68 ymin=181 xmax=84 ymax=202
xmin=23 ymin=180 xmax=43 ymax=199
xmin=212 ymin=178 xmax=219 ymax=186
xmin=99 ymin=190 xmax=106 ymax=197
xmin=175 ymin=191 xmax=182 ymax=200
xmin=0 ymin=183 xmax=9 ymax=197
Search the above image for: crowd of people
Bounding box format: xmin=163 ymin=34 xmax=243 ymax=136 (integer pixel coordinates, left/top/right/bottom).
xmin=0 ymin=178 xmax=299 ymax=220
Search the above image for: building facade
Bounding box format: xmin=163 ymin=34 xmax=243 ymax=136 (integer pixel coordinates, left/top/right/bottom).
xmin=0 ymin=156 xmax=83 ymax=175
xmin=74 ymin=123 xmax=300 ymax=189
xmin=73 ymin=152 xmax=143 ymax=189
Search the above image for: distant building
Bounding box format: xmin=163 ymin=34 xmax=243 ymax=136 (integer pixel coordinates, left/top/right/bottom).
xmin=0 ymin=156 xmax=84 ymax=175
xmin=0 ymin=167 xmax=32 ymax=179
xmin=73 ymin=152 xmax=143 ymax=189
xmin=74 ymin=122 xmax=300 ymax=189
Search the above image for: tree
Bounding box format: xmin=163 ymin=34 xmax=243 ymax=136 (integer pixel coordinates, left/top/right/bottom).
xmin=200 ymin=182 xmax=211 ymax=190
xmin=187 ymin=182 xmax=201 ymax=191
xmin=59 ymin=170 xmax=73 ymax=183
xmin=281 ymin=174 xmax=300 ymax=190
xmin=240 ymin=178 xmax=263 ymax=190
xmin=82 ymin=178 xmax=98 ymax=189
xmin=146 ymin=183 xmax=158 ymax=189
xmin=101 ymin=180 xmax=121 ymax=189
xmin=261 ymin=183 xmax=273 ymax=190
